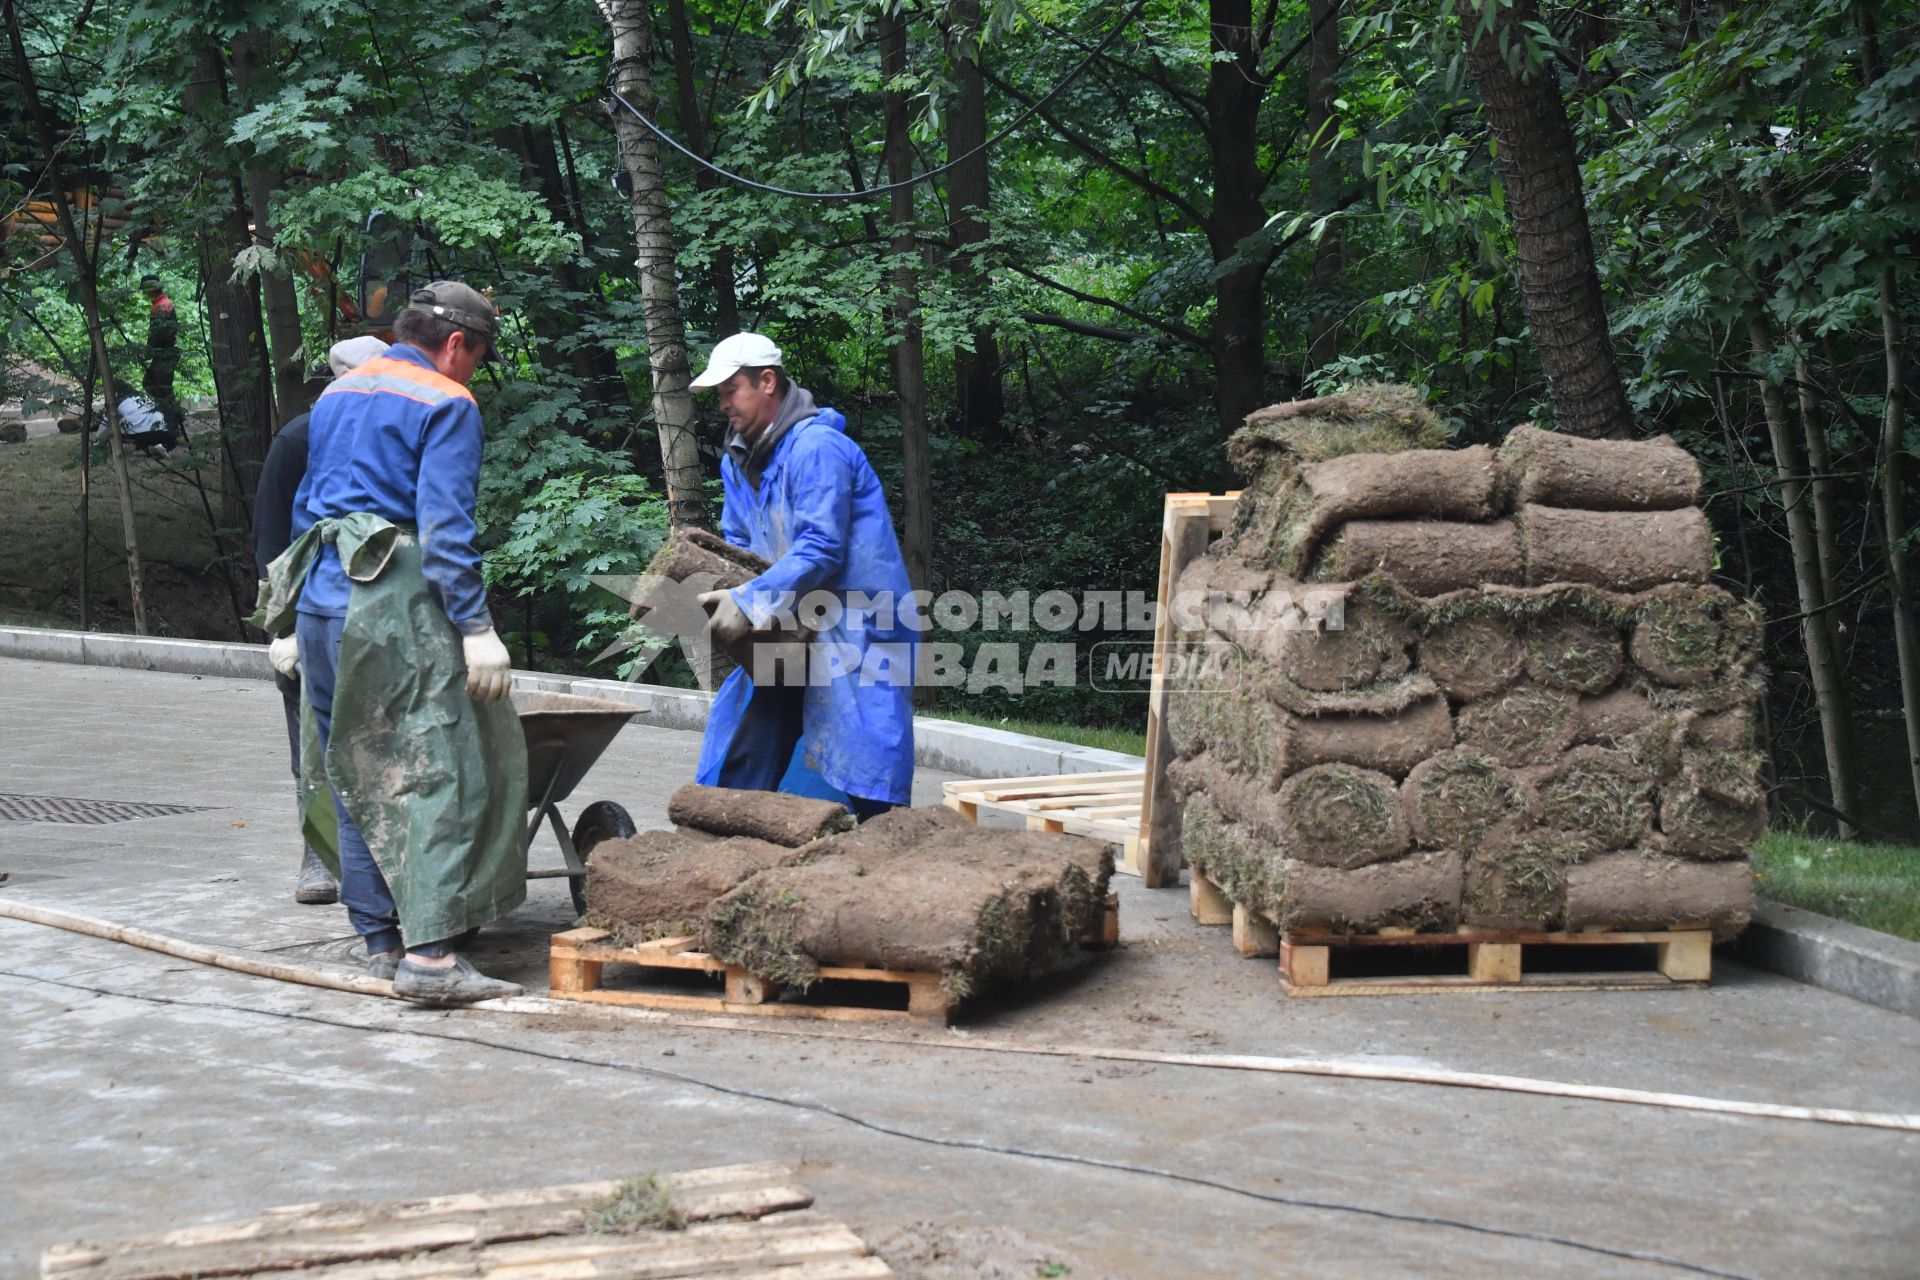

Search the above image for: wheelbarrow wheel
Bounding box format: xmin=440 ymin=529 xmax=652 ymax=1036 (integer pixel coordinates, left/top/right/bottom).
xmin=568 ymin=801 xmax=636 ymax=915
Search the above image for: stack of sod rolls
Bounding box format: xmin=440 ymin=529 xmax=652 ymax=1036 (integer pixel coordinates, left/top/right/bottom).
xmin=1166 ymin=387 xmax=1759 ymax=940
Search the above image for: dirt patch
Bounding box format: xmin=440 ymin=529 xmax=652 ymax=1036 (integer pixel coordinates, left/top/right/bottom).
xmin=667 ymin=783 xmax=854 ymax=846
xmin=1319 ymin=519 xmax=1525 ymax=596
xmin=1500 ymin=424 xmax=1702 ymax=510
xmin=702 ymin=821 xmax=1113 ymax=996
xmin=1519 ymin=505 xmax=1713 ymax=590
xmin=1418 ymin=613 xmax=1526 ymax=699
xmin=1564 ymin=851 xmax=1752 ymax=938
xmin=861 ymin=1220 xmax=1113 ymax=1280
xmin=583 ymin=830 xmax=800 ymax=942
xmin=1455 ymin=681 xmax=1577 ymax=767
xmin=1277 ymin=849 xmax=1464 ymax=933
xmin=1275 ymin=763 xmax=1410 ymax=869
xmin=1401 ymin=749 xmax=1529 ymax=848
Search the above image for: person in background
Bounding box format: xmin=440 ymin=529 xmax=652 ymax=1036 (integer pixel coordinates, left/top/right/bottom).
xmin=139 ymin=274 xmax=181 ymax=431
xmin=259 ymin=335 xmax=389 ymax=906
xmin=92 ymin=382 xmax=180 ymax=457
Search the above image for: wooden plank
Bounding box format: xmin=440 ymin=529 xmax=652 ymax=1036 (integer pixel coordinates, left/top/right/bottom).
xmin=1467 ymin=942 xmax=1523 ymax=983
xmin=1188 ymin=870 xmax=1232 ymax=926
xmin=1281 ymin=973 xmax=1688 ymax=998
xmin=942 ymin=769 xmax=1142 ymax=796
xmin=1285 ymin=926 xmax=1712 ymax=947
xmin=1140 ymin=496 xmax=1215 ymax=888
xmin=1280 ymin=940 xmax=1330 ymax=988
xmin=1656 ymin=931 xmax=1713 ymax=981
xmin=1232 ymin=904 xmax=1279 ymax=958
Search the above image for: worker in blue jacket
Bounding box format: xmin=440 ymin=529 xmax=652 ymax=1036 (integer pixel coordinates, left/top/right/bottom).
xmin=688 ymin=332 xmax=916 ymax=818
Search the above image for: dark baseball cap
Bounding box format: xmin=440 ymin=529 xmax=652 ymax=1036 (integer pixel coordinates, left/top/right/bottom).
xmin=406 ymin=281 xmax=498 ymax=340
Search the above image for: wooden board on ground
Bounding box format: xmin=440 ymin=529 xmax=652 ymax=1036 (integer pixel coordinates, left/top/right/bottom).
xmin=942 ymin=772 xmax=1143 ymax=874
xmin=40 ymin=1162 xmax=892 ymax=1280
xmin=1137 ymin=492 xmax=1239 ymax=888
xmin=1184 ymin=871 xmax=1714 ymax=996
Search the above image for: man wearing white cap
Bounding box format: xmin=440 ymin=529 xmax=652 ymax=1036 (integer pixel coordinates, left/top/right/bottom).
xmin=685 ymin=332 xmax=916 ymax=818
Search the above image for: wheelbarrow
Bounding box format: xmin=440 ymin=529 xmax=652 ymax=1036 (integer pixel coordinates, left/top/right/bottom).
xmin=514 ymin=692 xmax=642 ymax=914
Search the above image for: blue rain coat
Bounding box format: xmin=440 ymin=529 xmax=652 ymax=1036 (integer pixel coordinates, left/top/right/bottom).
xmin=694 ymin=408 xmax=917 ymax=805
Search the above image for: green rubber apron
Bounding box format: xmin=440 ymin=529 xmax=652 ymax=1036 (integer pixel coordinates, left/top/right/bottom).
xmin=253 ymin=514 xmax=528 ymax=946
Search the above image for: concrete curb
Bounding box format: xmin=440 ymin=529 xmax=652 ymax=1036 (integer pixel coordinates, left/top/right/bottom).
xmin=0 ymin=625 xmax=1143 ymax=781
xmin=1730 ymin=900 xmax=1920 ymax=1020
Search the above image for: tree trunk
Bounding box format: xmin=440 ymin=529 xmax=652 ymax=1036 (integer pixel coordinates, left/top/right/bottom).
xmin=1206 ymin=0 xmax=1270 ymax=434
xmin=1859 ymin=7 xmax=1920 ymax=822
xmin=187 ymin=42 xmax=276 ymax=538
xmin=604 ymin=0 xmax=709 ymax=528
xmin=1457 ymin=0 xmax=1634 ymax=439
xmin=665 ymin=0 xmax=740 ymax=337
xmin=945 ymin=0 xmax=1005 ymax=441
xmin=879 ymin=12 xmax=934 ymax=615
xmin=1745 ymin=305 xmax=1859 ymax=837
xmin=230 ymin=34 xmax=306 ymax=426
xmin=5 ymin=0 xmax=148 ymax=634
xmin=1305 ymin=0 xmax=1344 ymax=373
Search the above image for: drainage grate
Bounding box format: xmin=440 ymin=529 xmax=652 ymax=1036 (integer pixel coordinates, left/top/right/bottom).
xmin=0 ymin=793 xmax=210 ymax=825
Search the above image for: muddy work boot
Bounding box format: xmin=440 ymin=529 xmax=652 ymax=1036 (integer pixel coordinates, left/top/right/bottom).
xmin=293 ymin=847 xmax=339 ymax=905
xmin=392 ymin=955 xmax=523 ymax=1005
xmin=366 ymin=951 xmax=402 ymax=982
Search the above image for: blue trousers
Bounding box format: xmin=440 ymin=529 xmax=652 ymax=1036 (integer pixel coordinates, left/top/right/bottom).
xmin=296 ymin=612 xmax=454 ymax=958
xmin=716 ymin=681 xmax=895 ymax=821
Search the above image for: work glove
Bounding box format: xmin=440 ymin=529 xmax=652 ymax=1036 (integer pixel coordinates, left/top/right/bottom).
xmin=697 ymin=589 xmax=753 ymax=650
xmin=268 ymin=634 xmax=300 ymax=679
xmin=462 ymin=628 xmax=512 ymax=703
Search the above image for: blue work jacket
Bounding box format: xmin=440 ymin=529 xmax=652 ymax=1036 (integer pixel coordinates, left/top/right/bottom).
xmin=292 ymin=344 xmax=492 ymax=633
xmin=694 ymin=408 xmax=917 ymax=805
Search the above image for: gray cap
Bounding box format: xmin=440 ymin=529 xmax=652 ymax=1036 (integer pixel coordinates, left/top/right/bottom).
xmin=328 ymin=335 xmax=390 ymax=378
xmin=405 ymin=281 xmax=497 ymax=339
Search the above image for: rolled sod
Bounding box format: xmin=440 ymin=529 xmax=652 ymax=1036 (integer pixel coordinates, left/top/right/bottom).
xmin=1455 ymin=681 xmax=1578 ymax=768
xmin=1500 ymin=424 xmax=1702 ymax=511
xmin=1261 ymin=587 xmax=1415 ymax=692
xmin=1401 ymin=749 xmax=1529 ymax=849
xmin=1564 ymin=851 xmax=1752 ymax=939
xmin=1180 ymin=791 xmax=1282 ymax=914
xmin=1275 ymin=849 xmax=1464 ymax=934
xmin=1521 ymin=746 xmax=1654 ymax=854
xmin=1523 ymin=609 xmax=1625 ymax=694
xmin=701 ymin=823 xmax=1114 ymax=995
xmin=583 ymin=830 xmax=799 ymax=943
xmin=1570 ymin=686 xmax=1658 ymax=746
xmin=1269 ymin=445 xmax=1503 ymax=576
xmin=1274 ymin=692 xmax=1454 ymax=780
xmin=1519 ymin=505 xmax=1713 ymax=591
xmin=1462 ymin=826 xmax=1583 ymax=930
xmin=1659 ymin=781 xmax=1767 ymax=859
xmin=1417 ymin=613 xmax=1527 ymax=700
xmin=1230 ymin=384 xmax=1446 ymax=476
xmin=1276 ymin=763 xmax=1411 ymax=870
xmin=667 ymin=783 xmax=854 ymax=847
xmin=1629 ymin=583 xmax=1761 ymax=687
xmin=1319 ymin=519 xmax=1525 ymax=596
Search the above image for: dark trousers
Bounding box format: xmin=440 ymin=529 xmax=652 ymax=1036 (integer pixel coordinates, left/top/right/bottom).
xmin=717 ymin=682 xmax=895 ymax=821
xmin=296 ymin=611 xmax=454 ymax=958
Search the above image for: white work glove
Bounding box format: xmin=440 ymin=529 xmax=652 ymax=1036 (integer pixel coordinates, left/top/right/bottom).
xmin=461 ymin=627 xmax=512 ymax=703
xmin=268 ymin=634 xmax=300 ymax=679
xmin=697 ymin=589 xmax=753 ymax=649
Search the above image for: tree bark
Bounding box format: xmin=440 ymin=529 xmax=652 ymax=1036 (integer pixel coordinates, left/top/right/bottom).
xmin=188 ymin=42 xmax=276 ymax=537
xmin=230 ymin=34 xmax=307 ymax=426
xmin=879 ymin=11 xmax=934 ymax=607
xmin=1745 ymin=305 xmax=1859 ymax=837
xmin=1206 ymin=0 xmax=1271 ymax=434
xmin=1305 ymin=0 xmax=1344 ymax=373
xmin=945 ymin=0 xmax=1005 ymax=441
xmin=604 ymin=0 xmax=709 ymax=528
xmin=1457 ymin=0 xmax=1634 ymax=438
xmin=6 ymin=0 xmax=148 ymax=634
xmin=665 ymin=0 xmax=740 ymax=337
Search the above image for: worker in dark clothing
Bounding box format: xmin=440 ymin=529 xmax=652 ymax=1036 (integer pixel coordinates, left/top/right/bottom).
xmin=257 ymin=335 xmax=390 ymax=905
xmin=140 ymin=275 xmax=181 ymax=432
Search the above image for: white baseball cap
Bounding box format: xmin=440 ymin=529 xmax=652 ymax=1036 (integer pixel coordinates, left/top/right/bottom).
xmin=689 ymin=332 xmax=782 ymax=389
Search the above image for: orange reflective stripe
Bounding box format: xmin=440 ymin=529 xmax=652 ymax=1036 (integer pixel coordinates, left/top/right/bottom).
xmin=355 ymin=355 xmax=475 ymax=404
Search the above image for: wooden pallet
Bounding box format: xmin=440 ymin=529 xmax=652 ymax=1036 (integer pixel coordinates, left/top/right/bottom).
xmin=942 ymin=770 xmax=1144 ymax=873
xmin=549 ymin=901 xmax=1118 ymax=1024
xmin=41 ymin=1162 xmax=891 ymax=1279
xmin=1190 ymin=871 xmax=1713 ymax=996
xmin=1137 ymin=492 xmax=1240 ymax=888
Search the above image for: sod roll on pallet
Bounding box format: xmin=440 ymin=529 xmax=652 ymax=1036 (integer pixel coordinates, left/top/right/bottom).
xmin=1169 ymin=386 xmax=1759 ymax=939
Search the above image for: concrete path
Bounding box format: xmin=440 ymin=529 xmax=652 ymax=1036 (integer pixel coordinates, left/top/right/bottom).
xmin=1 ymin=658 xmax=1916 ymax=1278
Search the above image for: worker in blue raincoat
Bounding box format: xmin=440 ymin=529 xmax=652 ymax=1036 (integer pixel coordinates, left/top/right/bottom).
xmin=688 ymin=332 xmax=916 ymax=818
